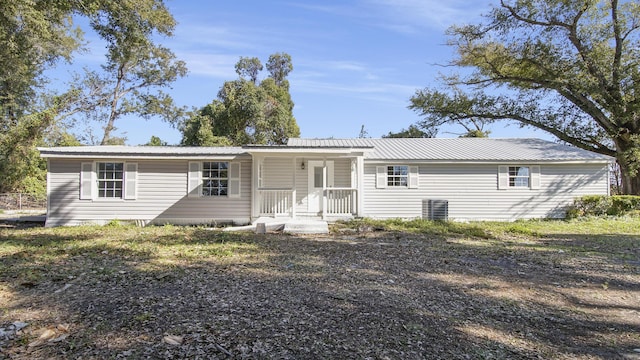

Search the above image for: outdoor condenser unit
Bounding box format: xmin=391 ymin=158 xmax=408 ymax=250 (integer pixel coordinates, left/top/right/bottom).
xmin=422 ymin=199 xmax=448 ymax=221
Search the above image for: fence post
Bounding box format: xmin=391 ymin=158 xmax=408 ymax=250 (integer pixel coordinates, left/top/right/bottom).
xmin=19 ymin=193 xmax=22 ymax=211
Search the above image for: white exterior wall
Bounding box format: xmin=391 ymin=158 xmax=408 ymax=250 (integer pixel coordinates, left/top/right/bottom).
xmin=362 ymin=162 xmax=609 ymax=221
xmin=47 ymin=158 xmax=252 ymax=226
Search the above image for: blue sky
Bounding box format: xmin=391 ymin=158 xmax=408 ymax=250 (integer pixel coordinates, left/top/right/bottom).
xmin=53 ymin=0 xmax=549 ymax=145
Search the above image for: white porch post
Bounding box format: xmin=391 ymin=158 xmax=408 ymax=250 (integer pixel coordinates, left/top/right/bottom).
xmin=322 ymin=158 xmax=327 ymax=220
xmin=251 ymin=155 xmax=262 ymax=219
xmin=356 ymin=155 xmax=364 ymax=217
xmin=350 ymin=158 xmax=357 ymax=215
xmin=292 ymin=157 xmax=297 ymax=219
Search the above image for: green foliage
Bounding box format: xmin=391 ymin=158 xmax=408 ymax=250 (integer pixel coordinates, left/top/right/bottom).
xmin=144 ymin=135 xmax=168 ymax=146
xmin=71 ymin=1 xmax=188 ymax=145
xmin=0 ymin=0 xmax=81 ymax=125
xmin=459 ymin=129 xmax=490 ymax=138
xmin=0 ymin=0 xmax=186 ymax=194
xmin=181 ymin=54 xmax=300 ymax=146
xmin=0 ymin=109 xmax=55 ymax=195
xmin=180 ymin=115 xmax=232 ymax=146
xmin=383 ymin=125 xmax=436 ymax=138
xmin=567 ymin=195 xmax=640 ymax=218
xmin=266 ymin=53 xmax=293 ymax=87
xmin=409 ymin=0 xmax=640 ymax=194
xmin=235 ymin=57 xmax=263 ymax=84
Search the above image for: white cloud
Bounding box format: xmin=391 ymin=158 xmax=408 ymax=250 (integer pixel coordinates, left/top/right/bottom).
xmin=177 ymin=52 xmax=238 ymax=79
xmin=289 ymin=0 xmax=491 ymax=34
xmin=364 ymin=0 xmax=490 ymax=31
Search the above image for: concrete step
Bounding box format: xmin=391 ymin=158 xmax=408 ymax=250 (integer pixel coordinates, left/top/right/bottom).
xmin=283 ymin=220 xmax=329 ymax=234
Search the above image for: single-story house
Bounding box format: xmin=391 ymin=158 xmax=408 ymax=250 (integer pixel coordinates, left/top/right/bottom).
xmin=38 ymin=138 xmax=612 ymax=227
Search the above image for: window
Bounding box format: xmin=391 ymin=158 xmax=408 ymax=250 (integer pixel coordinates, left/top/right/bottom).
xmin=202 ymin=161 xmax=228 ymax=196
xmin=313 ymin=166 xmax=323 ymax=188
xmin=387 ymin=165 xmax=408 ymax=187
xmin=376 ymin=165 xmax=418 ymax=189
xmin=498 ymin=165 xmax=540 ymax=190
xmin=509 ymin=166 xmax=530 ymax=187
xmin=188 ymin=161 xmax=240 ymax=198
xmin=97 ymin=162 xmax=124 ymax=198
xmin=80 ymin=162 xmax=137 ymax=200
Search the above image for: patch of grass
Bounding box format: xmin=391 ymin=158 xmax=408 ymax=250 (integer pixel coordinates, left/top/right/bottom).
xmin=340 ymin=218 xmax=492 ymax=238
xmin=0 ymin=225 xmax=259 ymax=285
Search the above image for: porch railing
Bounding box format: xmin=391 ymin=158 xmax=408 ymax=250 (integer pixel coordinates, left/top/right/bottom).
xmin=258 ymin=188 xmax=295 ymax=217
xmin=325 ymin=188 xmax=357 ymax=216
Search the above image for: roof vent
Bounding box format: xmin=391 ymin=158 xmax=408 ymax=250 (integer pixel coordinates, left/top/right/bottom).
xmin=422 ymin=199 xmax=448 ymax=221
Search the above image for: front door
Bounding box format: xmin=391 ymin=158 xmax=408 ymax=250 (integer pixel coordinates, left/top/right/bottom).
xmin=307 ymin=160 xmax=334 ymax=214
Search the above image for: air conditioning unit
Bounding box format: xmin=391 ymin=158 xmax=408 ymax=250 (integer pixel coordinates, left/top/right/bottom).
xmin=422 ymin=199 xmax=448 ymax=221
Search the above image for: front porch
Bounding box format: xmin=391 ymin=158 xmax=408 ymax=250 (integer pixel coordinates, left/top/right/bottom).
xmin=256 ymin=187 xmax=359 ymax=220
xmin=247 ymin=147 xmax=367 ymax=221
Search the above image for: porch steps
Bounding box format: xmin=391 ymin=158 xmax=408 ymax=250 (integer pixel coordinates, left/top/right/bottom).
xmin=283 ymin=219 xmax=329 ymax=235
xmin=222 ymin=216 xmax=328 ymax=235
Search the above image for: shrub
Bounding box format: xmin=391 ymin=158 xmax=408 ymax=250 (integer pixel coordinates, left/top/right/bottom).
xmin=568 ymin=195 xmax=640 ymax=218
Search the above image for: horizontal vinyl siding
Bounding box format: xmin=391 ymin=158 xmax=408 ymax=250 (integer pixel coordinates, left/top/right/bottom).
xmin=362 ymin=163 xmax=609 ymax=221
xmin=262 ymin=158 xmax=294 ymax=188
xmin=47 ymin=158 xmax=251 ymax=226
xmin=333 ymin=159 xmax=352 ymax=188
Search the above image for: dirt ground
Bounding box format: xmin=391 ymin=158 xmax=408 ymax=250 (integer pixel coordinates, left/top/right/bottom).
xmin=0 ymin=225 xmax=639 ymax=359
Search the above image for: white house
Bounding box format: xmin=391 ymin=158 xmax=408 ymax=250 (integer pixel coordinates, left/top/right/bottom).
xmin=38 ymin=138 xmax=612 ymax=227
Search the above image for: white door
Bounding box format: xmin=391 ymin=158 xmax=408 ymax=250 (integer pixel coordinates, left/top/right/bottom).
xmin=307 ymin=160 xmax=334 ymax=214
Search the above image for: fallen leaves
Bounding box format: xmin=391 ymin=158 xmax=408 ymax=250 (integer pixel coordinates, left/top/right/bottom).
xmin=162 ymin=334 xmax=183 ymax=346
xmin=28 ymin=324 xmax=71 ymax=347
xmin=0 ymin=225 xmax=638 ymax=359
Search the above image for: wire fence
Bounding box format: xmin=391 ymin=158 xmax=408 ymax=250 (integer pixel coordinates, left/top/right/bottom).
xmin=0 ymin=193 xmax=47 ymax=211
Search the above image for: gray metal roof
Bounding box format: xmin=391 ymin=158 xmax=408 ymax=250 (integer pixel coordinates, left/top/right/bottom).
xmin=287 ymin=138 xmax=613 ymax=162
xmin=38 ymin=146 xmax=247 ymax=158
xmin=38 ymin=138 xmax=613 ymax=162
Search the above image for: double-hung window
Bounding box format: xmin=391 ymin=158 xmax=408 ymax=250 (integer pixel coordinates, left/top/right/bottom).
xmin=202 ymin=161 xmax=228 ymax=196
xmin=387 ymin=165 xmax=408 ymax=187
xmin=80 ymin=162 xmax=137 ymax=200
xmin=188 ymin=161 xmax=241 ymax=198
xmin=376 ymin=165 xmax=418 ymax=189
xmin=509 ymin=166 xmax=530 ymax=188
xmin=97 ymin=162 xmax=124 ymax=198
xmin=498 ymin=165 xmax=540 ymax=190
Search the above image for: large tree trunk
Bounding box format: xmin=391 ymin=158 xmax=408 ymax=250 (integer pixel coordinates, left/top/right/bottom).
xmin=615 ymin=138 xmax=640 ymax=195
xmin=618 ymin=160 xmax=640 ymax=195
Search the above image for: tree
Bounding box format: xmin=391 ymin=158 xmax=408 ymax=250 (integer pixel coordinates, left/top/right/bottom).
xmin=0 ymin=0 xmax=185 ymax=193
xmin=266 ymin=53 xmax=293 ymax=87
xmin=0 ymin=1 xmax=82 ymax=129
xmin=78 ymin=0 xmax=188 ymax=145
xmin=235 ymin=57 xmax=263 ymax=84
xmin=409 ymin=0 xmax=640 ymax=194
xmin=181 ymin=115 xmax=232 ymax=146
xmin=144 ymin=136 xmax=168 ymax=146
xmin=383 ymin=124 xmax=437 ymax=138
xmin=181 ymin=54 xmax=300 ymax=146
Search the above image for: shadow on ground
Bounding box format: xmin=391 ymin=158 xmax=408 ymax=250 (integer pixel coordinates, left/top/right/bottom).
xmin=0 ymin=226 xmax=639 ymax=359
